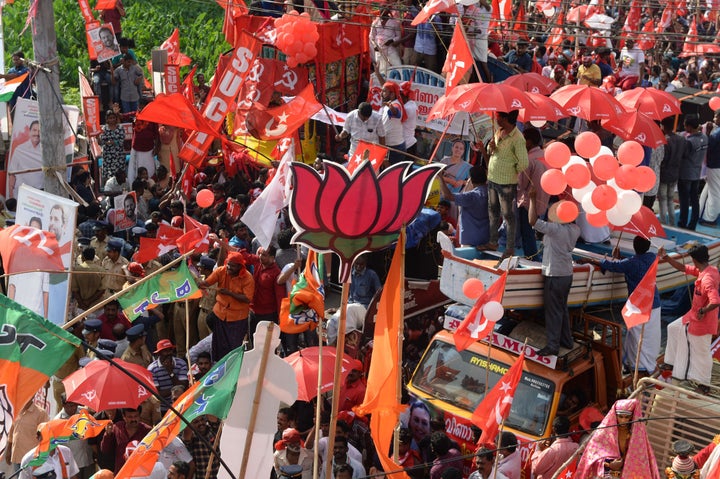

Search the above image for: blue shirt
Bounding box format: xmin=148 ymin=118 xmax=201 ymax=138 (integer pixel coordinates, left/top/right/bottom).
xmin=599 ymin=252 xmax=661 ymax=309
xmin=454 ymin=185 xmax=490 ymax=247
xmin=148 ymin=357 xmax=189 ymax=392
xmin=504 ymin=50 xmax=533 ymax=72
xmin=349 ymin=268 xmax=381 ymax=307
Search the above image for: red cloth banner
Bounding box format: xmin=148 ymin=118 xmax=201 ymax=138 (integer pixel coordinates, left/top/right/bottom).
xmin=82 ymin=96 xmax=101 ymax=137
xmin=77 ymin=0 xmax=95 ymax=24
xmin=95 ymin=0 xmax=118 ymax=8
xmin=164 ymin=64 xmax=180 ymax=95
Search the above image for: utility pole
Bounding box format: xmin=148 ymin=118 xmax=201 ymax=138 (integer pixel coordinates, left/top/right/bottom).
xmin=32 ymin=0 xmax=64 ymax=197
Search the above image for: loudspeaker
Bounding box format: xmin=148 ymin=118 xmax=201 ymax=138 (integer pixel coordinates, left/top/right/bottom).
xmin=151 ymin=49 xmax=168 ymax=73
xmin=669 ymin=87 xmax=716 ymax=126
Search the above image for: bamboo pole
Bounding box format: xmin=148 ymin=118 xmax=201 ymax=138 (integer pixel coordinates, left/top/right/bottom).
xmin=324 ymin=281 xmax=350 ymax=479
xmin=393 ymin=228 xmax=406 ymax=463
xmin=632 ymin=323 xmax=646 ymax=389
xmin=238 ymin=321 xmax=275 ymax=479
xmin=204 ymin=423 xmax=223 ymax=479
xmin=312 ymin=321 xmax=324 ymax=479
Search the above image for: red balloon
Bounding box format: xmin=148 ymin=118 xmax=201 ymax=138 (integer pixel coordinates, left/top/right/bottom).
xmin=710 ymin=96 xmax=720 ymax=111
xmin=196 ymin=189 xmax=215 ymax=208
xmin=592 ymin=154 xmax=619 ymax=181
xmin=574 ymin=131 xmax=602 ymax=159
xmin=591 ymin=184 xmax=618 ymax=211
xmin=615 ymin=164 xmax=637 ymax=190
xmin=540 ymin=169 xmax=568 ymax=195
xmin=565 ymin=163 xmax=591 ymax=189
xmin=556 ymin=200 xmax=579 ymax=222
xmin=617 ymin=140 xmax=644 ymax=166
xmin=544 ymin=142 xmax=572 ymax=169
xmin=587 ymin=210 xmax=609 ymax=227
xmin=634 ymin=165 xmax=657 ymax=192
xmin=462 ymin=278 xmax=485 ymax=299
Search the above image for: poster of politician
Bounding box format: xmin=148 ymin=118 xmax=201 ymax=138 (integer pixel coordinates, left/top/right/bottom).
xmin=113 ymin=191 xmax=138 ymax=231
xmin=88 ymin=23 xmax=120 ymax=63
xmin=13 ymin=185 xmax=77 ymax=325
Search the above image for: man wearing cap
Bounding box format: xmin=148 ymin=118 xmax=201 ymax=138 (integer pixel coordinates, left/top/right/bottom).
xmin=338 ymin=362 xmax=366 ymax=413
xmin=82 ymin=319 xmax=103 ymax=359
xmin=97 ymin=300 xmax=132 ymax=340
xmin=529 ymin=194 xmax=580 ymax=357
xmin=198 ymin=252 xmax=254 ymax=361
xmin=121 ymin=324 xmax=152 ymax=367
xmin=101 ymin=408 xmax=151 ymax=474
xmin=102 ymin=239 xmax=129 ymax=296
xmin=19 ymin=426 xmax=79 ymax=479
xmin=72 ymin=248 xmax=105 ymax=310
xmin=90 ymin=224 xmax=110 ymax=262
xmin=273 ymin=428 xmax=313 ymax=479
xmin=400 ymin=82 xmax=418 ymax=156
xmin=148 ymin=340 xmax=189 ymax=407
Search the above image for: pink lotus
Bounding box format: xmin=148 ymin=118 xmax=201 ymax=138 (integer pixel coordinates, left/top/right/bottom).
xmin=289 ymin=161 xmax=442 ymax=282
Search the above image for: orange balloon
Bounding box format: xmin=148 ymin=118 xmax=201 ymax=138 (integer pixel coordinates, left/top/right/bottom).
xmin=617 ymin=140 xmax=644 ymax=166
xmin=592 ymin=154 xmax=619 ymax=181
xmin=591 ymin=184 xmax=618 ymax=211
xmin=710 ymin=96 xmax=720 ymax=111
xmin=565 ymin=162 xmax=591 ymax=189
xmin=462 ymin=278 xmax=485 ymax=299
xmin=196 ymin=189 xmax=215 ymax=208
xmin=634 ymin=165 xmax=657 ymax=192
xmin=587 ymin=210 xmax=609 ymax=227
xmin=541 ymin=169 xmax=568 ymax=195
xmin=545 ymin=142 xmax=572 ymax=169
xmin=615 ymin=164 xmax=637 ymax=190
xmin=574 ymin=131 xmax=602 ymax=159
xmin=556 ymin=200 xmax=579 ymax=222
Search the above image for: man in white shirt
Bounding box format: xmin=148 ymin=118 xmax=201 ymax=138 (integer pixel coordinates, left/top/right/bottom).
xmin=20 ymin=437 xmax=79 ymax=479
xmin=617 ymin=39 xmax=645 ymax=90
xmin=335 ymin=103 xmax=386 ymax=160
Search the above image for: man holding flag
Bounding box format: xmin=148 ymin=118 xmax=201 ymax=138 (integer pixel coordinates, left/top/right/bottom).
xmin=580 ymin=236 xmax=661 ymax=376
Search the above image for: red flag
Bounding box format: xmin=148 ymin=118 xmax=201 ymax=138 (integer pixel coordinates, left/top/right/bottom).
xmin=472 ymin=349 xmax=525 ymax=444
xmin=243 ymin=83 xmax=322 ymax=140
xmin=95 ymin=0 xmax=117 ymax=8
xmin=442 ymin=22 xmax=474 ymax=90
xmin=656 ymin=2 xmax=674 ymax=32
xmin=179 ymin=165 xmax=196 ymax=197
xmin=82 ymin=96 xmax=102 ymax=136
xmin=217 ymin=0 xmax=249 ymax=47
xmin=176 ymin=225 xmax=210 ymax=254
xmin=683 ymin=18 xmax=699 ymax=57
xmin=546 ymin=13 xmax=565 ymax=51
xmin=136 ymin=93 xmax=218 ymax=137
xmin=77 ymin=0 xmax=96 ymax=24
xmin=514 ymin=2 xmax=528 ymax=40
xmin=454 ymin=271 xmax=508 ymax=351
xmin=621 ymin=0 xmax=641 ymax=45
xmin=0 ymin=225 xmax=65 ymax=274
xmin=160 ymin=28 xmax=192 ymax=67
xmin=133 ymin=237 xmax=179 ymax=264
xmin=347 ymin=141 xmax=387 ymax=174
xmin=182 ymin=65 xmax=198 ymax=104
xmin=156 ymin=224 xmax=184 ymax=243
xmin=491 ymin=0 xmax=512 ymax=21
xmin=637 ymin=20 xmax=656 ymax=56
xmin=412 ymin=0 xmax=458 ymax=26
xmin=555 ymin=456 xmax=578 ymax=478
xmin=621 ymin=257 xmax=658 ymax=329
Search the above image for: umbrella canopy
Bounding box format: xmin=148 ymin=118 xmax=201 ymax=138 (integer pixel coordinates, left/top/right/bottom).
xmin=519 ymin=92 xmax=567 ymax=122
xmin=283 ymin=347 xmax=362 ymax=402
xmin=502 ymin=72 xmax=558 ymax=95
xmin=680 ymin=43 xmax=720 ymax=57
xmin=615 ymin=88 xmax=682 ymax=120
xmin=427 ymin=83 xmax=533 ymax=120
xmin=550 ymin=84 xmax=625 ymax=121
xmin=610 ymin=206 xmax=667 ymax=239
xmin=601 ymin=111 xmax=667 ymax=148
xmin=63 ymin=359 xmax=157 ymax=411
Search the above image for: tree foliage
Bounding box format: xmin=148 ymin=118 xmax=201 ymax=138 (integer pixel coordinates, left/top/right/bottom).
xmin=2 ymin=0 xmax=226 ymax=97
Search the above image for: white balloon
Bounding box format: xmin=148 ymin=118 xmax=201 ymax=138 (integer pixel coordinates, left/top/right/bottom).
xmin=606 ymin=178 xmax=627 ymax=194
xmin=572 ymin=181 xmax=596 ymax=202
xmin=483 ymin=301 xmax=504 ymax=322
xmin=617 ymin=190 xmax=642 ymax=216
xmin=530 ymin=120 xmax=547 ymax=128
xmin=581 ymin=192 xmax=601 ymax=214
xmin=543 ymin=6 xmax=556 ymax=17
xmin=562 ymin=155 xmax=586 ymax=174
xmin=590 ymin=146 xmax=614 ymax=166
xmin=606 ymin=204 xmax=632 ymax=226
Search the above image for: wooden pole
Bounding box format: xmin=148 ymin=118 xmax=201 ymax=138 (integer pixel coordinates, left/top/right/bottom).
xmin=393 ymin=228 xmax=406 ymax=463
xmin=632 ymin=323 xmax=646 ymax=389
xmin=238 ymin=322 xmax=275 ymax=479
xmin=204 ymin=423 xmax=223 ymax=479
xmin=185 ymin=298 xmax=192 ymax=376
xmin=312 ymin=321 xmax=324 ymax=479
xmin=324 ymin=281 xmax=350 ymax=479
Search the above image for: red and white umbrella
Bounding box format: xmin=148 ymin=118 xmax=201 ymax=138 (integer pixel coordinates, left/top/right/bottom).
xmin=518 ymin=92 xmax=567 ymax=123
xmin=502 ymin=72 xmax=558 ymax=95
xmin=616 ymin=88 xmax=682 ymax=120
xmin=601 ymin=112 xmax=667 ymax=148
xmin=428 ymin=83 xmax=533 ymax=120
xmin=550 ymin=84 xmax=625 ymax=121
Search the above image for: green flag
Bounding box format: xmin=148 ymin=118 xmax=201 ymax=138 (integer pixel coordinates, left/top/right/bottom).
xmin=0 ymin=295 xmax=81 ymax=450
xmin=118 ymin=260 xmax=200 ymax=321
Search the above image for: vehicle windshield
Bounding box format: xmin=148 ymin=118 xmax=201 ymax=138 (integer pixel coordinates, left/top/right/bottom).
xmin=410 ymin=339 xmax=555 ymax=437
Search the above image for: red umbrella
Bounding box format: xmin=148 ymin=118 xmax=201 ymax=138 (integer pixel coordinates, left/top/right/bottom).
xmin=283 ymin=347 xmax=362 ymax=401
xmin=63 ymin=359 xmax=157 ymax=411
xmin=519 ymin=92 xmax=567 ymax=122
xmin=601 ymin=111 xmax=667 ymax=148
xmin=427 ymin=83 xmax=533 ymax=120
xmin=615 ymin=88 xmax=682 ymax=120
xmin=550 ymin=84 xmax=625 ymax=121
xmin=610 ymin=206 xmax=667 ymax=238
xmin=502 ymin=72 xmax=558 ymax=95
xmin=679 ymin=43 xmax=720 ymax=57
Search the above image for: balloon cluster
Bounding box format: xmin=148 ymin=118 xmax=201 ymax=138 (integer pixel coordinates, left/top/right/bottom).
xmin=462 ymin=279 xmax=504 ymax=322
xmin=539 ymin=132 xmax=656 ymax=227
xmin=274 ymin=11 xmax=319 ymax=68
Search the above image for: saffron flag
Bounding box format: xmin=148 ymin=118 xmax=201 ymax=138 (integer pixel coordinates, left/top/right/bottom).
xmin=347 ymin=141 xmax=387 ymax=174
xmin=472 ymin=349 xmax=525 ymax=444
xmin=30 ymin=410 xmax=110 ymax=465
xmin=454 ymin=271 xmax=508 ymax=351
xmin=412 ymin=0 xmax=458 ymax=26
xmin=0 ymin=295 xmax=81 ymax=451
xmin=621 ymin=257 xmax=658 ymax=329
xmin=243 ymin=83 xmax=322 ymax=141
xmin=116 ymin=348 xmax=245 ymax=479
xmin=240 ymin=140 xmax=294 ymax=249
xmin=442 ymin=22 xmax=473 ymax=90
xmin=0 ymin=225 xmax=66 ymax=274
xmin=118 ymin=260 xmax=200 ymax=320
xmin=355 ymin=230 xmax=409 ymax=479
xmin=0 ymin=73 xmax=28 ymax=103
xmin=279 ymin=250 xmax=325 ymax=334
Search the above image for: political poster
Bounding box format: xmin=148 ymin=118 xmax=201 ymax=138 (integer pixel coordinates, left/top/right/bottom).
xmin=87 ymin=23 xmax=120 ymax=64
xmin=112 ymin=191 xmax=138 ymax=232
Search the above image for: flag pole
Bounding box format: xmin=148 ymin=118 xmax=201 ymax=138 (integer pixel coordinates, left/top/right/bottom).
xmin=325 ymin=279 xmax=351 ymax=479
xmin=632 ymin=323 xmax=646 ymax=389
xmin=238 ymin=321 xmax=275 ymax=479
xmin=312 ymin=322 xmax=324 ymax=479
xmin=393 ymin=227 xmax=406 ymax=463
xmin=204 ymin=423 xmax=223 ymax=479
xmin=185 ymin=298 xmax=192 ymax=373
